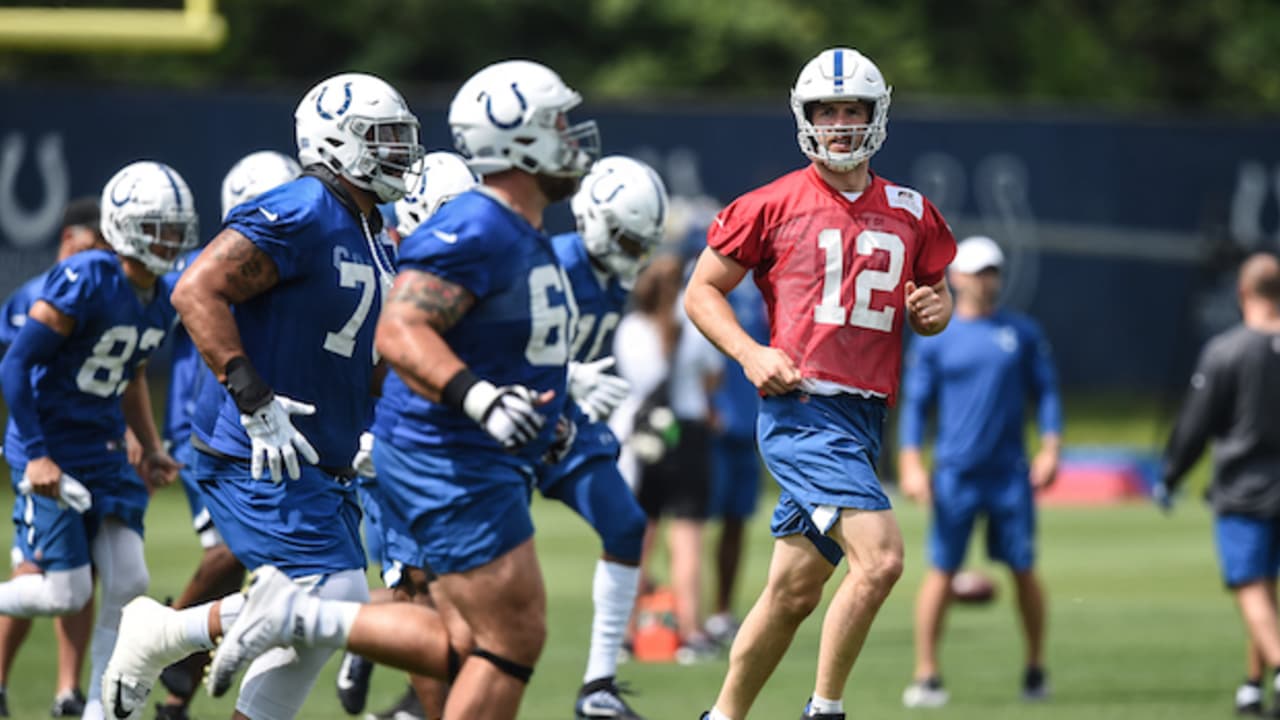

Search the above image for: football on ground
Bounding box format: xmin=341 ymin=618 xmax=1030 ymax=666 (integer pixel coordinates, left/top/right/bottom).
xmin=951 ymin=569 xmax=997 ymax=604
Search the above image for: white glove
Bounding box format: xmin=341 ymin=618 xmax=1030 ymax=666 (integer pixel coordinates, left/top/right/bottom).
xmin=18 ymin=473 xmax=92 ymax=513
xmin=239 ymin=395 xmax=320 ymax=483
xmin=353 ymin=431 xmax=376 ymax=478
xmin=568 ymin=357 xmax=631 ymax=422
xmin=463 ymin=381 xmax=545 ymax=451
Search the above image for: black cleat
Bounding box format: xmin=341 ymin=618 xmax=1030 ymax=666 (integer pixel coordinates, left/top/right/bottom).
xmin=49 ymin=689 xmax=85 ymax=718
xmin=363 ymin=683 xmax=425 ymax=720
xmin=1236 ymin=679 xmax=1263 ymax=716
xmin=154 ymin=702 xmax=192 ymax=720
xmin=575 ymin=676 xmax=644 ymax=719
xmin=159 ymin=651 xmax=208 ymax=699
xmin=337 ymin=652 xmax=375 ymax=714
xmin=1022 ymin=666 xmax=1050 ymax=701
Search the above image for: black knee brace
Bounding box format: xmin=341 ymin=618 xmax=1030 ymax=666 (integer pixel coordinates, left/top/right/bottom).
xmin=470 ymin=648 xmax=534 ymax=683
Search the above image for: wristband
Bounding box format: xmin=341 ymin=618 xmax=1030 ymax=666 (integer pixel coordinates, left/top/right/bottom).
xmin=441 ymin=368 xmax=481 ymax=412
xmin=224 ymin=356 xmax=274 ymax=414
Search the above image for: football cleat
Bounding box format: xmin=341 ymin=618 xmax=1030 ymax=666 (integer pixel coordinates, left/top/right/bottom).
xmin=102 ymin=597 xmax=198 ymax=720
xmin=336 ymin=652 xmax=375 ymax=714
xmin=902 ymin=676 xmax=949 ymax=708
xmin=798 ymin=698 xmax=846 ymax=719
xmin=575 ymin=676 xmax=645 ymax=719
xmin=1236 ymin=680 xmax=1263 ymax=716
xmin=48 ymin=688 xmax=85 ymax=717
xmin=206 ymin=566 xmax=299 ymax=698
xmin=1021 ymin=666 xmax=1050 ymax=702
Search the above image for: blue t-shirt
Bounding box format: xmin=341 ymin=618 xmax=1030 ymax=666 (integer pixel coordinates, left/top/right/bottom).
xmin=4 ymin=250 xmax=179 ymax=466
xmin=163 ymin=249 xmax=209 ymax=446
xmin=374 ymin=190 xmax=575 ymax=464
xmin=556 ymin=233 xmax=628 ymax=364
xmin=191 ymin=175 xmax=391 ymax=468
xmin=713 ymin=280 xmax=769 ymax=440
xmin=0 ymin=274 xmax=44 ymax=350
xmin=899 ymin=309 xmax=1063 ymax=475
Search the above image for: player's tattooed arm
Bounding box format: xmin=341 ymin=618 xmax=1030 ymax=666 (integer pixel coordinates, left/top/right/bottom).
xmin=386 ymin=269 xmax=475 ymax=333
xmin=172 ymin=228 xmax=281 ymax=381
xmin=375 ymin=269 xmax=476 ymax=402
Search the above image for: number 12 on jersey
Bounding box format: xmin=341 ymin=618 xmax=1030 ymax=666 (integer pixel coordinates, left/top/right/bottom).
xmin=813 ymin=228 xmax=904 ymax=333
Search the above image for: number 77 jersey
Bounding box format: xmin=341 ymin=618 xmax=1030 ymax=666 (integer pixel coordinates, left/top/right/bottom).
xmin=707 ymin=166 xmax=956 ymax=405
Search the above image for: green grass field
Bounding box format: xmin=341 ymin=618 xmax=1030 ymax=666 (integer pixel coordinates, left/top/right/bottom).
xmin=0 ymin=394 xmax=1244 ymax=719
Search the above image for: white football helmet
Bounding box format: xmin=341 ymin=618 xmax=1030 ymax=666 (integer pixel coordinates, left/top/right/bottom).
xmin=571 ymin=156 xmax=669 ymax=288
xmin=448 ymin=59 xmax=600 ymax=178
xmin=395 ymin=152 xmax=479 ymax=237
xmin=220 ymin=150 xmax=303 ymax=220
xmin=295 ymin=72 xmax=424 ymax=202
xmin=790 ymin=47 xmax=892 ymax=171
xmin=100 ymin=161 xmax=199 ymax=276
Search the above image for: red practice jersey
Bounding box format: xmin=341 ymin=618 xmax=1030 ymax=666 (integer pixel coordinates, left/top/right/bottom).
xmin=707 ymin=166 xmax=956 ymax=404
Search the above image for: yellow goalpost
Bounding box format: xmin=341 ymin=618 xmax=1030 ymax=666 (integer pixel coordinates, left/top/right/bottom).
xmin=0 ymin=0 xmax=226 ymax=52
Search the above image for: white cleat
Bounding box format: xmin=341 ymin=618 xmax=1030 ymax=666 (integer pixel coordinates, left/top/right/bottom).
xmin=206 ymin=565 xmax=299 ymax=698
xmin=902 ymin=677 xmax=950 ymax=709
xmin=102 ymin=597 xmax=197 ymax=720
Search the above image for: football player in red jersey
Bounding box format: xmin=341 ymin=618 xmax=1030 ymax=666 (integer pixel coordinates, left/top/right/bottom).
xmin=685 ymin=47 xmax=957 ymax=720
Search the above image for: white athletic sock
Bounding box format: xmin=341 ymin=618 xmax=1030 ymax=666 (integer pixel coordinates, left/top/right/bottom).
xmin=290 ymin=594 xmax=360 ymax=648
xmin=217 ymin=589 xmax=245 ymax=637
xmin=708 ymin=707 xmax=733 ymax=720
xmin=176 ymin=601 xmax=216 ymax=650
xmin=808 ymin=694 xmax=843 ymax=714
xmin=584 ymin=559 xmax=640 ymax=684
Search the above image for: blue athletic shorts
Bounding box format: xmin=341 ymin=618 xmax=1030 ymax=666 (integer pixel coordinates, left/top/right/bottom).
xmin=8 ymin=456 xmax=146 ymax=571
xmin=928 ymin=467 xmax=1035 ymax=573
xmin=1215 ymin=513 xmax=1280 ymax=588
xmin=193 ymin=450 xmax=365 ymax=578
xmin=372 ymin=440 xmax=535 ymax=575
xmin=759 ymin=393 xmax=889 ymax=564
xmin=709 ymin=434 xmax=761 ymax=520
xmin=170 ymin=439 xmax=215 ymax=536
xmin=538 ymin=456 xmax=646 ymax=563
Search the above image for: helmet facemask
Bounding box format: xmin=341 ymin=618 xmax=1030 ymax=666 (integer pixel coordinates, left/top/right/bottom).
xmin=343 ymin=116 xmax=424 ymax=202
xmin=789 ymin=47 xmax=892 ymax=171
xmin=108 ymin=209 xmax=198 ymax=276
xmin=792 ymin=94 xmax=890 ymax=171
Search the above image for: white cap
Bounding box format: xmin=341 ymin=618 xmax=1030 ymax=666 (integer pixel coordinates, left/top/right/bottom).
xmin=951 ymin=235 xmax=1004 ymax=274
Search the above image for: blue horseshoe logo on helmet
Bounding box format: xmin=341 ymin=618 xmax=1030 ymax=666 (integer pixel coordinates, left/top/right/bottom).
xmin=589 ymin=167 xmax=625 ymax=204
xmin=483 ymin=83 xmax=527 ymax=130
xmin=109 ymin=175 xmax=139 ymax=207
xmin=316 ymin=82 xmax=353 ymax=121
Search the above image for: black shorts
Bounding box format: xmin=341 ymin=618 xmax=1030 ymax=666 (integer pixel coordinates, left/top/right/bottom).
xmin=637 ymin=420 xmax=712 ymax=520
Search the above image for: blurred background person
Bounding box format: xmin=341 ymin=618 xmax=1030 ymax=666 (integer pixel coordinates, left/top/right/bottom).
xmin=897 ymin=234 xmax=1062 ymax=707
xmin=1159 ymin=252 xmax=1280 ymax=717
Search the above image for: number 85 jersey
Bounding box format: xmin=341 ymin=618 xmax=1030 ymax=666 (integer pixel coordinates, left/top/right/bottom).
xmin=707 ymin=167 xmax=956 ymax=405
xmin=4 ymin=249 xmax=178 ymax=467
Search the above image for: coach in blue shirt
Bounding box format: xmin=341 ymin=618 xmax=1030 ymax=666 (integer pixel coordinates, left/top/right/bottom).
xmin=897 ymin=235 xmax=1063 ymax=708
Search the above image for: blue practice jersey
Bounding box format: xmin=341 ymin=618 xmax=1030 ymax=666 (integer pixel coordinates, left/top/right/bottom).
xmin=163 ymin=249 xmax=207 ymax=446
xmin=191 ymin=175 xmax=390 ymax=468
xmin=899 ymin=309 xmax=1063 ymax=475
xmin=0 ymin=274 xmax=44 ymax=350
xmin=4 ymin=250 xmax=178 ymax=467
xmin=375 ymin=190 xmax=575 ymax=464
xmin=713 ymin=280 xmax=769 ymax=440
xmin=555 ymin=233 xmax=628 ymax=364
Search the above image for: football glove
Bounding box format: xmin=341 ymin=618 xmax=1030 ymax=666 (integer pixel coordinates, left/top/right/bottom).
xmin=353 ymin=431 xmax=376 ymax=478
xmin=543 ymin=413 xmax=578 ymax=464
xmin=568 ymin=357 xmax=631 ymax=422
xmin=463 ymin=381 xmax=546 ymax=451
xmin=18 ymin=472 xmax=92 ymax=513
xmin=239 ymin=394 xmax=320 ymax=483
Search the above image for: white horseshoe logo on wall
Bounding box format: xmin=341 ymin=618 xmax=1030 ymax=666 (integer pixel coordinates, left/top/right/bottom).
xmin=0 ymin=133 xmax=70 ymax=249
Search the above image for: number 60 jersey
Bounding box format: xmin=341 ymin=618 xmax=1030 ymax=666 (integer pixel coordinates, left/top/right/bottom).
xmin=708 ymin=166 xmax=956 ymax=404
